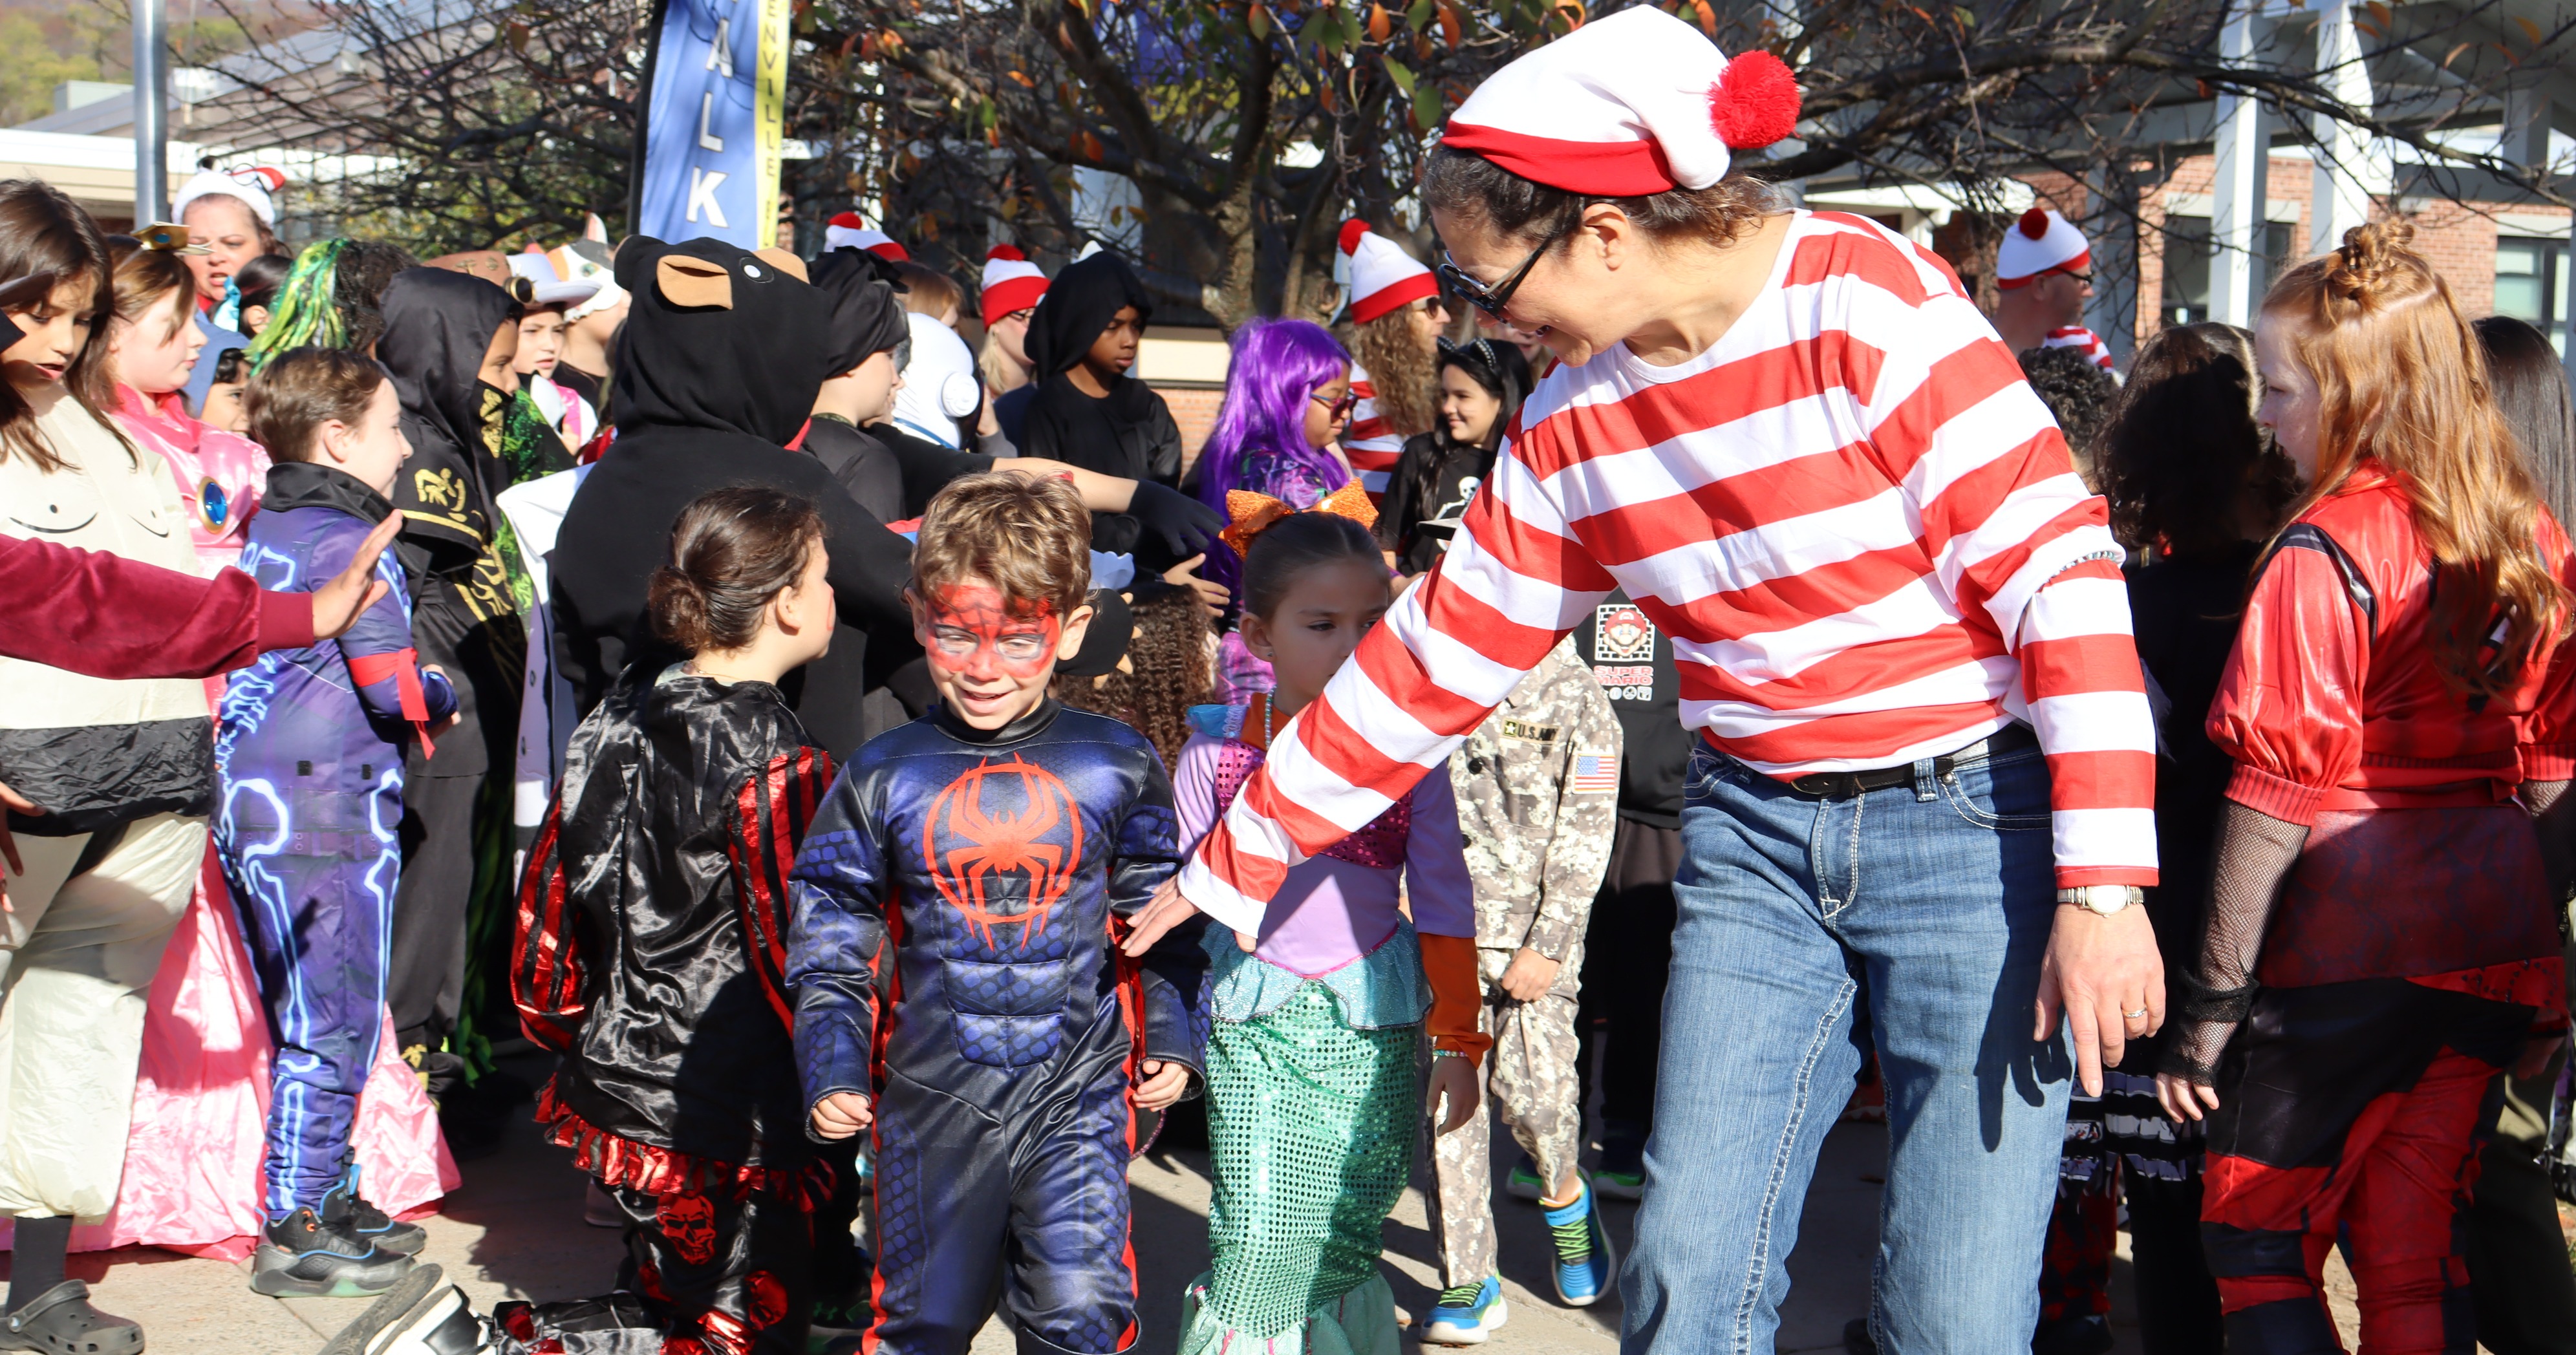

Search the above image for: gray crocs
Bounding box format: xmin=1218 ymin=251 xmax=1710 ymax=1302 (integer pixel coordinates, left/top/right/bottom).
xmin=0 ymin=1281 xmax=144 ymax=1355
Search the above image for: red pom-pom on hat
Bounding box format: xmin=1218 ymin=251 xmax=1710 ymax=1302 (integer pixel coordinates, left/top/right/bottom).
xmin=2018 ymin=207 xmax=2052 ymax=239
xmin=828 ymin=210 xmax=866 ymax=228
xmin=1338 ymin=219 xmax=1373 ymax=256
xmin=987 ymin=244 xmax=1027 ymax=262
xmin=1707 ymin=50 xmax=1799 ymax=151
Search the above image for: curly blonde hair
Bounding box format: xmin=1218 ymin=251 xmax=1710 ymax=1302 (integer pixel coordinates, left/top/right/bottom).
xmin=1347 ymin=301 xmax=1441 ymax=440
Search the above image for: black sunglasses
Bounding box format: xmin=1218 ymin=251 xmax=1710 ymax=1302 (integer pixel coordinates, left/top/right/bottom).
xmin=1437 ymin=215 xmax=1578 ymax=320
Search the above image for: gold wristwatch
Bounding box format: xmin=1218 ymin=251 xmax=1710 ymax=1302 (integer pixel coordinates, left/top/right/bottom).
xmin=2055 ymin=885 xmax=2145 ymax=916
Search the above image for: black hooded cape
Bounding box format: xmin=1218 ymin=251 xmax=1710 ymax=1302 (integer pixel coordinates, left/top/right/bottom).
xmin=381 ymin=266 xmax=526 ymax=776
xmin=548 ymin=237 xmax=916 ymax=756
xmin=1016 ymin=251 xmax=1183 ymax=559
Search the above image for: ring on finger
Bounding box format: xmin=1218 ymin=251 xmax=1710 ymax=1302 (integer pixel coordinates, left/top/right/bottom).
xmin=2121 ymin=1007 xmax=2151 ymax=1021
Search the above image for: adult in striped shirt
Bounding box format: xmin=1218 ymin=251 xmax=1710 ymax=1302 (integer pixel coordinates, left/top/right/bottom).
xmin=1123 ymin=10 xmax=2163 ymax=1354
xmin=1995 ymin=206 xmax=2116 ymax=374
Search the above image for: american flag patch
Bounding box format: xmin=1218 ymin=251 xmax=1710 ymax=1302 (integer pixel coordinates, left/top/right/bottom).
xmin=1572 ymin=754 xmax=1619 ymax=795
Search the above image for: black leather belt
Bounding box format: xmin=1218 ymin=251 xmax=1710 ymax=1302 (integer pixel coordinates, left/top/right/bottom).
xmin=1785 ymin=723 xmax=2037 ymax=800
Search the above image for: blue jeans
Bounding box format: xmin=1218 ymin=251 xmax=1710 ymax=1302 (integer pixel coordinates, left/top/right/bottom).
xmin=1620 ymin=732 xmax=2071 ymax=1354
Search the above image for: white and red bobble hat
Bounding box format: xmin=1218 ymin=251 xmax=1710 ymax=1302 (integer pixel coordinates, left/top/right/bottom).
xmin=1996 ymin=208 xmax=2090 ymax=289
xmin=824 ymin=211 xmax=910 ymax=262
xmin=1335 ymin=220 xmax=1438 ymax=325
xmin=173 ymin=165 xmax=287 ymax=227
xmin=1439 ymin=6 xmax=1799 ymax=195
xmin=980 ymin=245 xmax=1049 ymax=325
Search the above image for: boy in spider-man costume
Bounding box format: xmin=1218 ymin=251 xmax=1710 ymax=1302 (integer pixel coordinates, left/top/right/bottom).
xmin=786 ymin=473 xmax=1207 ymax=1355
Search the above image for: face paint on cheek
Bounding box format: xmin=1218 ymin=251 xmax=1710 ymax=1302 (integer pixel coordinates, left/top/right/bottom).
xmin=923 ymin=584 xmax=1060 ymax=681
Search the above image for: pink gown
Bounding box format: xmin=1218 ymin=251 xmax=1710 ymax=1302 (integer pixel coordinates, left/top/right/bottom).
xmin=26 ymin=389 xmax=460 ymax=1259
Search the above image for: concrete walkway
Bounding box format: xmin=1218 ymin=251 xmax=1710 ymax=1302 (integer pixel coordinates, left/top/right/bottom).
xmin=2 ymin=1085 xmax=2191 ymax=1354
xmin=66 ymin=1032 xmax=2476 ymax=1354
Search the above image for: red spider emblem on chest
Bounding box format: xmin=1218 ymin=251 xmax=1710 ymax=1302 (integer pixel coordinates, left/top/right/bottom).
xmin=922 ymin=754 xmax=1084 ymax=948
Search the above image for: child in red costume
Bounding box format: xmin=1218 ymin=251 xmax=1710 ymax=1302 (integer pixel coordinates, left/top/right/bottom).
xmin=2156 ymin=222 xmax=2576 ymax=1354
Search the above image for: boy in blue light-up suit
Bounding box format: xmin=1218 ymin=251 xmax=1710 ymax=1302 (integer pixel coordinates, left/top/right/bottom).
xmin=213 ymin=352 xmax=455 ymax=1297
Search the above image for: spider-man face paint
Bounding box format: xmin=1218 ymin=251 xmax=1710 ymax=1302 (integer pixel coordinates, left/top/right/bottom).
xmin=915 ymin=581 xmax=1066 ymax=730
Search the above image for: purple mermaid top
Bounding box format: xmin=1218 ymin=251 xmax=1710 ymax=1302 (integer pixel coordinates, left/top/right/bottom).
xmin=1174 ymin=701 xmax=1474 ymax=979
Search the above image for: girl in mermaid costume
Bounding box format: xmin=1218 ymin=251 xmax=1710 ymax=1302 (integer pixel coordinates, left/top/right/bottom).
xmin=1173 ymin=487 xmax=1490 ymax=1354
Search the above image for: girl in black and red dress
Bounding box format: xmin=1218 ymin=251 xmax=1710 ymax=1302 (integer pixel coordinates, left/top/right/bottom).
xmin=2157 ymin=222 xmax=2576 ymax=1353
xmin=506 ymin=486 xmax=841 ymax=1355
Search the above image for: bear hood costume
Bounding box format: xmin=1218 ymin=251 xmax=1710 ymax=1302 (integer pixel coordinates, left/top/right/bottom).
xmin=549 ymin=237 xmax=916 ymax=742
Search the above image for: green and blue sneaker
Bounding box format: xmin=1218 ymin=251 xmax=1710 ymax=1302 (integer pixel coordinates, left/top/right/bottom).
xmin=1505 ymin=1157 xmax=1547 ymax=1202
xmin=1543 ymin=1175 xmax=1617 ymax=1308
xmin=1421 ymin=1275 xmax=1509 ymax=1345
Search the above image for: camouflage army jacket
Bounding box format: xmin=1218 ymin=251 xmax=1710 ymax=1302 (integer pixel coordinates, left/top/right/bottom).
xmin=1446 ymin=638 xmax=1621 ymax=959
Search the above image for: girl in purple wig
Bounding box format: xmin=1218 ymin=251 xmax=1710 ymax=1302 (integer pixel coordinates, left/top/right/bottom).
xmin=1196 ymin=317 xmax=1360 ymax=697
xmin=1194 ymin=317 xmax=1358 ymax=514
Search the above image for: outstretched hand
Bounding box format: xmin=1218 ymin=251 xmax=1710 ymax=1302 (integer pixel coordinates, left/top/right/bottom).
xmin=1127 ymin=481 xmax=1225 ymax=559
xmin=1121 ymin=876 xmax=1210 ymax=957
xmin=310 ymin=514 xmax=403 ymax=640
xmin=1163 ymin=555 xmax=1230 ymax=621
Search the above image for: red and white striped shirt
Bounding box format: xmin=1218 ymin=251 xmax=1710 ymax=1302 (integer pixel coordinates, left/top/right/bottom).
xmin=2043 ymin=325 xmax=2116 ymax=373
xmin=1180 ymin=212 xmax=2156 ymax=928
xmin=1343 ymin=362 xmax=1405 ymax=500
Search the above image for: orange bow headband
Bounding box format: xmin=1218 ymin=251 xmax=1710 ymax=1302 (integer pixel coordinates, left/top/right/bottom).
xmin=1221 ymin=478 xmax=1379 ymax=557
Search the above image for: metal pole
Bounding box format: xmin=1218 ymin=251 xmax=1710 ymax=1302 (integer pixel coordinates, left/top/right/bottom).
xmin=133 ymin=0 xmax=167 ymax=225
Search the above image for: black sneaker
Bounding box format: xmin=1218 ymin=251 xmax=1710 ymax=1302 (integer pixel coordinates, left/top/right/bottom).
xmin=252 ymin=1208 xmax=415 ymax=1297
xmin=324 ymin=1170 xmax=428 ymax=1256
xmin=0 ymin=1280 xmax=144 ymax=1354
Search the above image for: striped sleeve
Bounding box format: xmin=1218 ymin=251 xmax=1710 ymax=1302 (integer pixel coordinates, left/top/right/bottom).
xmin=1865 ymin=290 xmax=2154 ymax=886
xmin=1177 ymin=429 xmax=1612 ymax=930
xmin=1343 ymin=363 xmax=1405 ymax=500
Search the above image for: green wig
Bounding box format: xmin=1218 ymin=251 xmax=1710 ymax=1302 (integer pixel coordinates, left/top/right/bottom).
xmin=244 ymin=238 xmax=352 ymax=372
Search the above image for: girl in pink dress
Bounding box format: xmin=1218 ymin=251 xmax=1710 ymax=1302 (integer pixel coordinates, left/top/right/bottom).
xmin=74 ymin=236 xmax=455 ymax=1261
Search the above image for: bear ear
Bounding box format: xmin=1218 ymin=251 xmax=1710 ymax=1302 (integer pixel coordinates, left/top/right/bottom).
xmin=657 ymin=255 xmax=733 ymax=309
xmin=752 ymin=246 xmax=808 ymax=283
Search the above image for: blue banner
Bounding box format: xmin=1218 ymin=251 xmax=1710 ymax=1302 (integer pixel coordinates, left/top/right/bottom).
xmin=636 ymin=0 xmax=787 ymax=248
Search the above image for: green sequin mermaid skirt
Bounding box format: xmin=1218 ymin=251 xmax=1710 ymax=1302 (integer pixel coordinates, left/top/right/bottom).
xmin=1181 ymin=981 xmax=1417 ymax=1353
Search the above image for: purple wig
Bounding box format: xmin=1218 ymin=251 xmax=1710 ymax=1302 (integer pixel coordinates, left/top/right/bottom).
xmin=1193 ymin=317 xmax=1353 ymax=511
